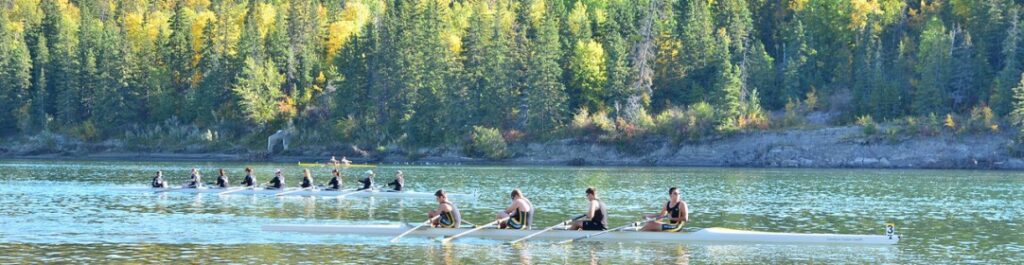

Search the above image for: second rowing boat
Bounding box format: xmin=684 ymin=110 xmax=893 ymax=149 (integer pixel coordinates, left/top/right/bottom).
xmin=135 ymin=187 xmax=474 ymax=199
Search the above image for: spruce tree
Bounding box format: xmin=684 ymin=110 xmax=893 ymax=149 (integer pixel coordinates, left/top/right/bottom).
xmin=914 ymin=18 xmax=953 ymax=116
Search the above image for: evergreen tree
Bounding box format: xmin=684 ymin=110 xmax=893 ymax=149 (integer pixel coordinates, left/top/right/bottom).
xmin=164 ymin=1 xmax=193 ymax=118
xmin=29 ymin=33 xmax=48 ymax=132
xmin=949 ymin=25 xmax=980 ymax=112
xmin=914 ymin=18 xmax=953 ymax=116
xmin=0 ymin=11 xmax=33 ymax=135
xmin=524 ymin=0 xmax=568 ymax=137
xmin=40 ymin=0 xmax=81 ymax=126
xmin=993 ymin=7 xmax=1022 ymax=116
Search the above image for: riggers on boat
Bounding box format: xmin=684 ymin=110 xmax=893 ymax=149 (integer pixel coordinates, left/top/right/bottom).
xmin=260 ymin=223 xmax=900 ymax=245
xmin=142 ymin=187 xmax=474 ymax=199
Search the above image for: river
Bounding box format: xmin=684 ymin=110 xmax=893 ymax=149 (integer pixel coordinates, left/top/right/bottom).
xmin=1 ymin=160 xmax=1020 ymax=263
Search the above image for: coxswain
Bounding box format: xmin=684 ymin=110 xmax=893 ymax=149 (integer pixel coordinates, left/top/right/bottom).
xmin=151 ymin=171 xmax=168 ymax=188
xmin=386 ymin=170 xmax=405 ymax=192
xmin=428 ymin=189 xmax=462 ymax=228
xmin=640 ymin=187 xmax=689 ymax=232
xmin=240 ymin=167 xmax=257 ymax=187
xmin=568 ymin=187 xmax=607 ymax=231
xmin=356 ymin=170 xmax=375 ymax=191
xmin=326 ymin=169 xmax=343 ymax=190
xmin=497 ymin=189 xmax=533 ymax=230
xmin=215 ymin=169 xmax=230 ymax=188
xmin=266 ymin=169 xmax=285 ymax=190
xmin=300 ymin=169 xmax=316 ymax=189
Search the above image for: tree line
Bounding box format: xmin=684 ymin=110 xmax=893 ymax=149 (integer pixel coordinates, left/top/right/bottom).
xmin=1 ymin=0 xmax=1023 ymax=151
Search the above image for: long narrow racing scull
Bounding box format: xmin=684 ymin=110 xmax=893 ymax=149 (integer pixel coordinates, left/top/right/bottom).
xmin=260 ymin=223 xmax=899 ymax=245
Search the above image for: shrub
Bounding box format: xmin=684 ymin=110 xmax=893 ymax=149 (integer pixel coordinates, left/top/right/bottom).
xmin=571 ymin=107 xmax=615 ymax=139
xmin=856 ymin=115 xmax=877 ymax=136
xmin=781 ymin=98 xmax=806 ymax=128
xmin=805 ymin=88 xmax=818 ymax=111
xmin=967 ymin=106 xmax=998 ymax=133
xmin=470 ymin=126 xmax=508 ymax=160
xmin=69 ymin=120 xmax=100 ymax=142
xmin=943 ymin=113 xmax=956 ymax=131
xmin=654 ymin=107 xmax=687 ymax=141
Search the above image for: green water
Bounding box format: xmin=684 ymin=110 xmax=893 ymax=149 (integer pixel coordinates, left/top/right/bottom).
xmin=1 ymin=160 xmax=1021 ymax=264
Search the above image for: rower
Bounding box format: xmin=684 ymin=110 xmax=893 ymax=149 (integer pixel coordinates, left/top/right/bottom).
xmin=356 ymin=170 xmax=375 ymax=191
xmin=300 ymin=169 xmax=315 ymax=189
xmin=497 ymin=189 xmax=533 ymax=230
xmin=428 ymin=189 xmax=462 ymax=228
xmin=215 ymin=169 xmax=230 ymax=188
xmin=640 ymin=187 xmax=689 ymax=232
xmin=385 ymin=170 xmax=405 ymax=192
xmin=240 ymin=167 xmax=257 ymax=187
xmin=329 ymin=156 xmax=339 ymax=166
xmin=569 ymin=187 xmax=607 ymax=231
xmin=266 ymin=169 xmax=285 ymax=190
xmin=151 ymin=171 xmax=168 ymax=188
xmin=326 ymin=169 xmax=343 ymax=190
xmin=186 ymin=168 xmax=203 ymax=188
xmin=340 ymin=156 xmax=352 ymax=166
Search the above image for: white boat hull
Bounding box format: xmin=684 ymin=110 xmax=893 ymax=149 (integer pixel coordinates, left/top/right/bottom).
xmin=261 ymin=224 xmax=899 ymax=245
xmin=141 ymin=187 xmax=472 ymax=199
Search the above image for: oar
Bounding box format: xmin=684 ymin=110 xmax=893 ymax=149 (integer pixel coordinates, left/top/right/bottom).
xmin=440 ymin=217 xmax=509 ymax=244
xmin=557 ymin=218 xmax=651 ymax=244
xmin=508 ymin=215 xmax=584 ymax=245
xmin=390 ymin=216 xmax=440 ymax=243
xmin=217 ymin=186 xmax=250 ymax=195
xmin=153 ymin=187 xmax=184 ymax=194
xmin=275 ymin=187 xmax=312 ymax=197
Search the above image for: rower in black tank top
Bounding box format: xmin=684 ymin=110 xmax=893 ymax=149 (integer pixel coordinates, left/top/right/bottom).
xmin=438 ymin=202 xmax=458 ymax=228
xmin=506 ymin=208 xmax=529 ymax=229
xmin=581 ymin=200 xmax=607 ymax=231
xmin=660 ymin=201 xmax=685 ymax=232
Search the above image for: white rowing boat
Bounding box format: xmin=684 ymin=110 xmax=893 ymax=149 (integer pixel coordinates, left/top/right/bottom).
xmin=261 ymin=223 xmax=899 ymax=245
xmin=138 ymin=187 xmax=473 ymax=199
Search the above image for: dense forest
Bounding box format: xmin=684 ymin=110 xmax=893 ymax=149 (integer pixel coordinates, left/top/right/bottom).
xmin=1 ymin=0 xmax=1024 ymax=154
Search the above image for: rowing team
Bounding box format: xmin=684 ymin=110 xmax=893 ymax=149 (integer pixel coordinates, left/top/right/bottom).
xmin=150 ymin=167 xmax=405 ymax=192
xmin=427 ymin=187 xmax=688 ymax=232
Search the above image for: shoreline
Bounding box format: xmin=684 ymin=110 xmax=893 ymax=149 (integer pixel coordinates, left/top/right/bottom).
xmin=3 ymin=126 xmax=1022 ymax=170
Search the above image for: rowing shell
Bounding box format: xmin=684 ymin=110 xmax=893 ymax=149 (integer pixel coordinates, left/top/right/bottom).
xmin=139 ymin=187 xmax=473 ymax=199
xmin=261 ymin=224 xmax=899 ymax=245
xmin=297 ymin=162 xmax=376 ymax=168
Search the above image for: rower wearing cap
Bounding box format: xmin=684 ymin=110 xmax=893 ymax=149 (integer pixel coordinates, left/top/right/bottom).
xmin=497 ymin=189 xmax=533 ymax=230
xmin=300 ymin=169 xmax=315 ymax=189
xmin=326 ymin=169 xmax=343 ymax=190
xmin=340 ymin=156 xmax=352 ymax=166
xmin=357 ymin=170 xmax=375 ymax=191
xmin=151 ymin=171 xmax=168 ymax=188
xmin=267 ymin=169 xmax=285 ymax=190
xmin=568 ymin=187 xmax=607 ymax=231
xmin=186 ymin=168 xmax=204 ymax=188
xmin=386 ymin=170 xmax=405 ymax=192
xmin=215 ymin=169 xmax=230 ymax=188
xmin=641 ymin=187 xmax=689 ymax=232
xmin=428 ymin=189 xmax=462 ymax=228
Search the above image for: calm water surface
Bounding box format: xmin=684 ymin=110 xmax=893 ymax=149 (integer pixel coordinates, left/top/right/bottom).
xmin=1 ymin=160 xmax=1021 ymax=264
